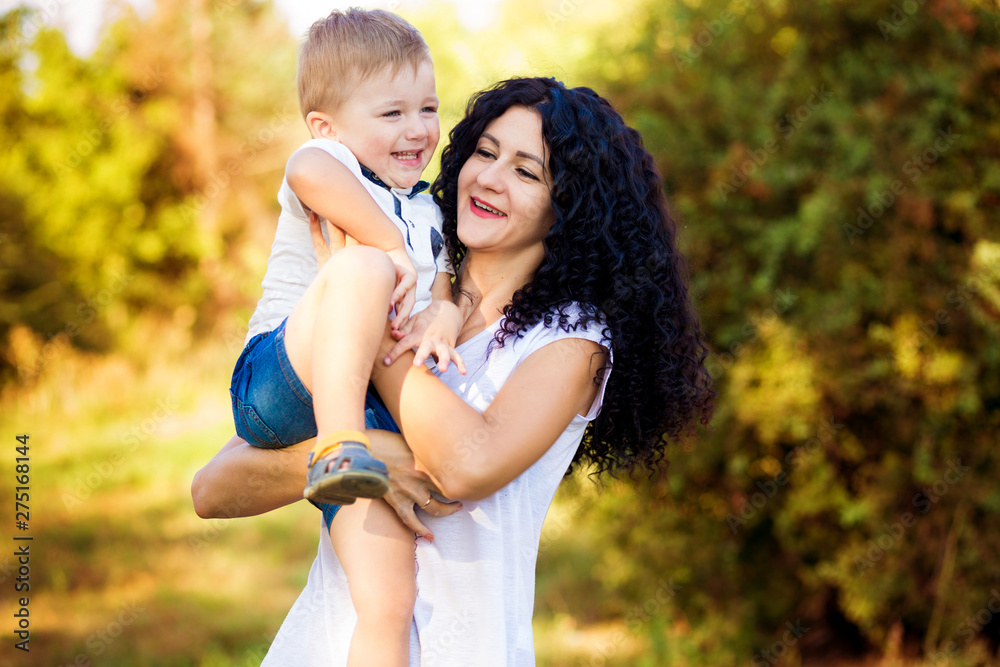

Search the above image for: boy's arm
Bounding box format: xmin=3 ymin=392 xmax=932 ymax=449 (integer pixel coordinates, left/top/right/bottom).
xmin=289 ymin=147 xmax=417 ymax=323
xmin=286 ymin=147 xmax=404 ymax=252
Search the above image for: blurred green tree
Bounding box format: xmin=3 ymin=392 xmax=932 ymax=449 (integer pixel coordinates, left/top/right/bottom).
xmin=0 ymin=0 xmax=298 ymax=383
xmin=535 ymin=0 xmax=1000 ymax=662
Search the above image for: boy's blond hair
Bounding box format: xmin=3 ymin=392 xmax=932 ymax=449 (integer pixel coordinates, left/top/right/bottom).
xmin=298 ymin=8 xmax=430 ymax=118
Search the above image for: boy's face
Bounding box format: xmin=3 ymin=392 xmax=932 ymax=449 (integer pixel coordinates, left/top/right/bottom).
xmin=329 ymin=59 xmax=440 ymax=190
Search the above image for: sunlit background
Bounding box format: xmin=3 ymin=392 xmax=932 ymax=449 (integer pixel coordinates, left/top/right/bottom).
xmin=0 ymin=0 xmax=509 ymax=54
xmin=2 ymin=0 xmax=999 ymax=665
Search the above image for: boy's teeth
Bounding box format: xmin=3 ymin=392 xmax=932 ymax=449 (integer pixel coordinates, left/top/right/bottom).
xmin=395 ymin=151 xmax=418 ymax=159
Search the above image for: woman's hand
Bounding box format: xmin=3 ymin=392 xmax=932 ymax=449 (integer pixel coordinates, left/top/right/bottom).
xmin=308 ymin=210 xmax=362 ymax=267
xmin=372 ymin=332 xmax=608 ymax=501
xmin=385 ymin=299 xmax=467 ymax=374
xmin=369 ymin=429 xmax=462 ymax=540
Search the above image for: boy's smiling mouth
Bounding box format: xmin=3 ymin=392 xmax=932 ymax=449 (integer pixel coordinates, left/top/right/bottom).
xmin=392 ymin=150 xmax=423 ymax=165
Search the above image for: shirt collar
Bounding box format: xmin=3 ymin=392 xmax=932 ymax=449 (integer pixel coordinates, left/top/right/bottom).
xmin=360 ymin=164 xmax=429 ymax=200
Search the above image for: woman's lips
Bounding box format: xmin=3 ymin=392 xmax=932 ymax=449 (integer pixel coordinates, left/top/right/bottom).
xmin=470 ymin=196 xmax=505 ymax=218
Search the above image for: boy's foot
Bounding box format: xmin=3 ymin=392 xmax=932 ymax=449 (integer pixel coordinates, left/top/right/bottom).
xmin=304 ymin=430 xmax=389 ymax=505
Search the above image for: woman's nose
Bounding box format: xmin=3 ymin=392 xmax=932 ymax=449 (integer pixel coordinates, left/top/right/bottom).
xmin=477 ymin=161 xmax=505 ymax=192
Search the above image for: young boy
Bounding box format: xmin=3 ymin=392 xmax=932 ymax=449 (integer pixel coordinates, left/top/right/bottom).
xmin=229 ymin=9 xmax=464 ymax=665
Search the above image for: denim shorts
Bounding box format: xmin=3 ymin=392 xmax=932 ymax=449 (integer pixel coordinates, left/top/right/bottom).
xmin=230 ymin=318 xmax=400 ymax=527
xmin=230 ymin=318 xmax=317 ymax=449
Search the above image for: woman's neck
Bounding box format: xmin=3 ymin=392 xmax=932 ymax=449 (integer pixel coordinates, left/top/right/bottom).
xmin=454 ymin=251 xmax=540 ymax=332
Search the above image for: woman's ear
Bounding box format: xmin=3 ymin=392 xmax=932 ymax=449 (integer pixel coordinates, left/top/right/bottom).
xmin=305 ymin=111 xmax=339 ymax=141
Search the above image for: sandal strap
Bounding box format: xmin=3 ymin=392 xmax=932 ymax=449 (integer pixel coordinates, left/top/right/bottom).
xmin=308 ymin=430 xmax=370 ymax=466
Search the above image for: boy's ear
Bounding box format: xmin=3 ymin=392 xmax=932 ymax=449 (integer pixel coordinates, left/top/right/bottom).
xmin=305 ymin=111 xmax=339 ymax=141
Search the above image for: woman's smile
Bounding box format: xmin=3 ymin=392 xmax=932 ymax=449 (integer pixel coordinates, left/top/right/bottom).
xmin=470 ymin=196 xmax=506 ymax=218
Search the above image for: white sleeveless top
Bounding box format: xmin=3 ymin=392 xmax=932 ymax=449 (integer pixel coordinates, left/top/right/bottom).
xmin=262 ymin=303 xmax=612 ymax=666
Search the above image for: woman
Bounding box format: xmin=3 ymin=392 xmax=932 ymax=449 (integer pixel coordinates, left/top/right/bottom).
xmin=192 ymin=77 xmax=714 ymax=665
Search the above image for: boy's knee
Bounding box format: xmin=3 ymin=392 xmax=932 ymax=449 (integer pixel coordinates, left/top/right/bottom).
xmin=320 ymin=246 xmax=395 ymax=286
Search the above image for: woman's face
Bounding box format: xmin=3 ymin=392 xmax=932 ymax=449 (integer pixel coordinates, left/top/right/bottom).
xmin=455 ymin=106 xmax=555 ymax=257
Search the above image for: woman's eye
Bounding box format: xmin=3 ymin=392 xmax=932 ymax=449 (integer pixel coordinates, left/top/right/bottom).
xmin=517 ymin=167 xmax=539 ymax=181
xmin=475 ymin=148 xmax=495 ymax=159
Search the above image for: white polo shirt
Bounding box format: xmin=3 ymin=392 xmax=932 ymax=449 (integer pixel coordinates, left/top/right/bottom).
xmin=245 ymin=138 xmax=449 ymax=344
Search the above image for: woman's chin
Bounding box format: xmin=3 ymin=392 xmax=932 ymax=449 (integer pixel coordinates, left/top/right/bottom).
xmin=456 ymin=225 xmax=493 ymax=250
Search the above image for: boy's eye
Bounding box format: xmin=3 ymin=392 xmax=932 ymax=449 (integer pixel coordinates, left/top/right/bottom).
xmin=422 ymin=106 xmax=438 ymax=114
xmin=382 ymin=110 xmax=401 ymax=118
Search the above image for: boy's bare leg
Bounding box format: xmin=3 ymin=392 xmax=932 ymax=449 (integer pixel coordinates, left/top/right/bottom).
xmin=329 ymin=499 xmax=416 ymax=667
xmin=283 ymin=245 xmax=396 ymax=434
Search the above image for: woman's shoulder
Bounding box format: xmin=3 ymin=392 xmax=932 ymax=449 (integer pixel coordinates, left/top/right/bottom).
xmin=515 ymin=301 xmax=611 ymax=353
xmin=532 ymin=301 xmax=607 ymax=333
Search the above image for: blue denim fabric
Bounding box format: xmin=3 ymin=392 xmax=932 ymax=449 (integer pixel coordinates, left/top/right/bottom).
xmin=229 ymin=318 xmax=401 ymax=526
xmin=230 ymin=318 xmax=317 ymax=448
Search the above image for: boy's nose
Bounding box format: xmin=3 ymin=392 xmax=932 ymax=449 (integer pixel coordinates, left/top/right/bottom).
xmin=405 ymin=117 xmax=429 ymax=141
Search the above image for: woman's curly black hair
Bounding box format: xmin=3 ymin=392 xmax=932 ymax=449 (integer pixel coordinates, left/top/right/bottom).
xmin=432 ymin=77 xmax=715 ymax=476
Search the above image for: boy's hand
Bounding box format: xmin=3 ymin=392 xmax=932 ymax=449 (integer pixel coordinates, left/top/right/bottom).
xmin=386 ymin=248 xmax=417 ymax=328
xmin=385 ymin=299 xmax=467 ymax=374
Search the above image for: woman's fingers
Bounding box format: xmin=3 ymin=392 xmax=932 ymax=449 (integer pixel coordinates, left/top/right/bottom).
xmin=308 ymin=212 xmax=331 ymax=266
xmin=308 ymin=212 xmax=350 ymax=266
xmin=391 ymin=318 xmax=413 ymax=341
xmin=423 ymin=497 xmax=462 ymax=517
xmin=387 ymin=337 xmax=468 ymax=374
xmin=383 ymin=473 xmax=462 ymax=538
xmin=385 ymin=490 xmax=433 ymax=539
xmin=325 ymin=219 xmax=347 ymax=252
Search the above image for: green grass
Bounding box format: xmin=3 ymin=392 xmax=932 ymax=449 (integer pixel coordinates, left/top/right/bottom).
xmin=1 ymin=336 xmax=319 ymax=666
xmin=0 ymin=334 xmax=983 ymax=666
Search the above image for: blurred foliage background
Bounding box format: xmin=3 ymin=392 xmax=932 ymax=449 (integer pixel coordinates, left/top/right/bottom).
xmin=2 ymin=0 xmax=999 ymax=665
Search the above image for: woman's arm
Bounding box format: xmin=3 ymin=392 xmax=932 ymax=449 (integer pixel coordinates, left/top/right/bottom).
xmin=372 ymin=333 xmax=608 ymax=501
xmin=191 ymin=432 xmax=459 ymax=537
xmin=191 ymin=435 xmax=311 ymax=519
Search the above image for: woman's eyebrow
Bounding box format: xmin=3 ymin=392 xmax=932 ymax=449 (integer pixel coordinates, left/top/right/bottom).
xmin=481 ymin=132 xmax=544 ymax=168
